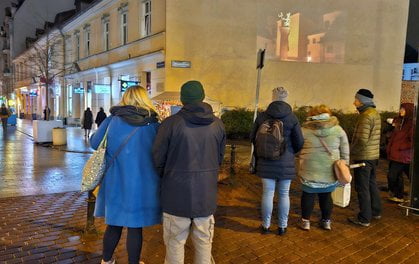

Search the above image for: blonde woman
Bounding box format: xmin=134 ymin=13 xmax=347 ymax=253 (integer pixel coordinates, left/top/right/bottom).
xmin=90 ymin=86 xmax=161 ymax=264
xmin=298 ymin=105 xmax=349 ymax=230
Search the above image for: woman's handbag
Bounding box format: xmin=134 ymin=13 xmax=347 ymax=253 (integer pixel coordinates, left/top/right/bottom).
xmin=81 ymin=130 xmax=108 ymax=192
xmin=81 ymin=126 xmax=140 ymax=192
xmin=318 ymin=137 xmax=352 ymax=185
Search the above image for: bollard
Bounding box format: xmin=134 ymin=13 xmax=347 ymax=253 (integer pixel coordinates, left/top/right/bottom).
xmin=84 ymin=190 xmax=97 ymax=235
xmin=230 ymin=144 xmax=236 ymax=177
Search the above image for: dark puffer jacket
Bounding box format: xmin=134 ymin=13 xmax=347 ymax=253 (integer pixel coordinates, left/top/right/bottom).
xmin=351 ymin=106 xmax=381 ymax=161
xmin=250 ymin=101 xmax=304 ymax=180
xmin=387 ymin=103 xmax=414 ymax=164
xmin=152 ymin=102 xmax=226 ymax=218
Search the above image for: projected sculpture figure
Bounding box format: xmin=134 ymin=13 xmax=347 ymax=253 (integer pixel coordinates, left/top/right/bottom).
xmin=277 ymin=12 xmax=291 ymax=59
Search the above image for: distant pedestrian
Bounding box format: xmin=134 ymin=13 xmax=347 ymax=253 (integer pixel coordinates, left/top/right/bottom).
xmin=95 ymin=107 xmax=107 ymax=128
xmin=250 ymin=87 xmax=304 ymax=236
xmin=43 ymin=106 xmax=51 ymax=120
xmin=91 ymin=86 xmax=161 ymax=264
xmin=348 ymin=89 xmax=382 ymax=227
xmin=153 ymin=80 xmax=226 ymax=264
xmin=82 ymin=107 xmax=93 ymax=138
xmin=298 ymin=105 xmax=349 ymax=231
xmin=386 ymin=103 xmax=414 ymax=203
xmin=0 ymin=103 xmax=11 ymax=130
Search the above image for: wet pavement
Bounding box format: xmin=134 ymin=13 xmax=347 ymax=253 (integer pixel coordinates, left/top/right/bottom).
xmin=0 ymin=121 xmax=91 ymax=198
xmin=0 ymin=120 xmax=419 ymax=263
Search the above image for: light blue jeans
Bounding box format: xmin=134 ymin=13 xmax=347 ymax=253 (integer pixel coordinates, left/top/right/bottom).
xmin=261 ymin=178 xmax=292 ymax=229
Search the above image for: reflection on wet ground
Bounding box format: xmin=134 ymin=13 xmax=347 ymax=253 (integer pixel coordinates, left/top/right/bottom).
xmin=0 ymin=126 xmax=91 ymax=198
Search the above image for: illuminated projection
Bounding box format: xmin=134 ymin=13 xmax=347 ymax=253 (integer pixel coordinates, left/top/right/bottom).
xmin=257 ymin=7 xmax=346 ymax=63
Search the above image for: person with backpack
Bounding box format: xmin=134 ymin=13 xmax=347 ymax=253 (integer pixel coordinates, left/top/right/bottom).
xmin=250 ymin=87 xmax=304 ymax=235
xmin=0 ymin=103 xmax=11 ymax=130
xmin=297 ymin=105 xmax=350 ymax=231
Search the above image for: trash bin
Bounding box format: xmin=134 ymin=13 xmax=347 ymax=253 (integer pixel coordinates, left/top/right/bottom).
xmin=52 ymin=127 xmax=67 ymax=146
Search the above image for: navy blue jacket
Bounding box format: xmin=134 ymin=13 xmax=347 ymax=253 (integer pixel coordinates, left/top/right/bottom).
xmin=152 ymin=102 xmax=226 ymax=218
xmin=250 ymin=101 xmax=304 ymax=180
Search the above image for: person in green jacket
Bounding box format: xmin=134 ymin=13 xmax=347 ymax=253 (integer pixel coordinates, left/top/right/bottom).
xmin=298 ymin=105 xmax=350 ymax=231
xmin=348 ymin=89 xmax=382 ymax=227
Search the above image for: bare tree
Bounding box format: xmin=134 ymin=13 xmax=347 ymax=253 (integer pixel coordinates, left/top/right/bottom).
xmin=25 ymin=27 xmax=64 ymax=120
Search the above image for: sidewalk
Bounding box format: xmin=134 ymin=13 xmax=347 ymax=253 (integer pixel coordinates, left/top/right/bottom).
xmin=0 ymin=141 xmax=418 ymax=263
xmin=16 ymin=119 xmax=94 ymax=153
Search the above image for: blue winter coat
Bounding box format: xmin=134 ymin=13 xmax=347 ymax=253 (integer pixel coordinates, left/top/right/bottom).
xmin=250 ymin=101 xmax=304 ymax=180
xmin=90 ymin=116 xmax=161 ymax=228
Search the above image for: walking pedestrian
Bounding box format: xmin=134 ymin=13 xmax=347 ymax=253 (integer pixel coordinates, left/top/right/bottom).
xmin=298 ymin=105 xmax=349 ymax=231
xmin=386 ymin=103 xmax=414 ymax=203
xmin=91 ymin=86 xmax=161 ymax=264
xmin=82 ymin=107 xmax=93 ymax=138
xmin=250 ymin=87 xmax=304 ymax=236
xmin=95 ymin=107 xmax=107 ymax=128
xmin=43 ymin=106 xmax=51 ymax=120
xmin=348 ymin=89 xmax=382 ymax=227
xmin=0 ymin=103 xmax=11 ymax=130
xmin=153 ymin=80 xmax=226 ymax=264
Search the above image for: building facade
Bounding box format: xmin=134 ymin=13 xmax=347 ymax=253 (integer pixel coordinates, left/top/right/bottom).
xmin=1 ymin=0 xmax=411 ymax=121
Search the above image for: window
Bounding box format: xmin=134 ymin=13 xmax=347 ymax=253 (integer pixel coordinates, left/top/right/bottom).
xmin=102 ymin=14 xmax=110 ymax=51
xmin=121 ymin=13 xmax=128 ymax=45
xmin=85 ymin=30 xmax=90 ymax=56
xmin=142 ymin=0 xmax=151 ymax=37
xmin=75 ymin=33 xmax=80 ymax=61
xmin=104 ymin=22 xmax=110 ymax=51
xmin=312 ymin=38 xmax=316 ymax=44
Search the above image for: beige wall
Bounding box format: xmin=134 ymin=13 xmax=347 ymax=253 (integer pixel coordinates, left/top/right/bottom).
xmin=165 ymin=0 xmax=409 ymax=111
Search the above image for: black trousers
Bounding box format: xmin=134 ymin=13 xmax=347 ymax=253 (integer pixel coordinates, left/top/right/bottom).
xmin=353 ymin=160 xmax=382 ymax=223
xmin=103 ymin=225 xmax=143 ymax=264
xmin=388 ymin=161 xmax=410 ymax=199
xmin=301 ymin=191 xmax=333 ymax=220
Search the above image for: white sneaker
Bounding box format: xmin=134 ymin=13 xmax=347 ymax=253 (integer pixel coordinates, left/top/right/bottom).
xmin=300 ymin=219 xmax=310 ymax=230
xmin=321 ymin=219 xmax=332 ymax=230
xmin=101 ymin=260 xmax=115 ymax=264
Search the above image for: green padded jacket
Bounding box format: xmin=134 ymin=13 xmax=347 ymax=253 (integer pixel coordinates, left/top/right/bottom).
xmin=351 ymin=107 xmax=381 ymax=160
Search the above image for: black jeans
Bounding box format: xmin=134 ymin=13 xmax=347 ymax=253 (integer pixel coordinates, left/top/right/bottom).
xmin=354 ymin=160 xmax=382 ymax=223
xmin=388 ymin=161 xmax=410 ymax=199
xmin=103 ymin=225 xmax=143 ymax=264
xmin=1 ymin=118 xmax=7 ymax=129
xmin=301 ymin=191 xmax=333 ymax=220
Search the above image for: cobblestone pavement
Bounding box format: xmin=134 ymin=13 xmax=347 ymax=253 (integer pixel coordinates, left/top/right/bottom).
xmin=1 ymin=159 xmax=418 ymax=263
xmin=1 ymin=126 xmax=418 ymax=263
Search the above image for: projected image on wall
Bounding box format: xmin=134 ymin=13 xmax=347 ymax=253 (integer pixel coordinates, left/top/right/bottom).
xmin=257 ymin=9 xmax=346 ymax=63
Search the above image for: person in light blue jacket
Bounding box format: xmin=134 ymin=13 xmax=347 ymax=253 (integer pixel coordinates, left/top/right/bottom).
xmin=298 ymin=105 xmax=349 ymax=231
xmin=90 ymin=86 xmax=161 ymax=264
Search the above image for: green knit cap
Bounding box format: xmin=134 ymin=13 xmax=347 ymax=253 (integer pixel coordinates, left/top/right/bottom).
xmin=180 ymin=80 xmax=205 ymax=104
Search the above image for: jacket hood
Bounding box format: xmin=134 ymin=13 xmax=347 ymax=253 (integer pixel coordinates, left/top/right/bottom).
xmin=110 ymin=105 xmax=158 ymax=126
xmin=178 ymin=102 xmax=215 ymax=125
xmin=400 ymin=103 xmax=414 ymax=120
xmin=265 ymin=101 xmax=292 ymax=119
xmin=303 ymin=116 xmax=340 ymax=137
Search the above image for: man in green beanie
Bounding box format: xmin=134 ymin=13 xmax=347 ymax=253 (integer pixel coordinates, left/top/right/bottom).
xmin=153 ymin=80 xmax=226 ymax=264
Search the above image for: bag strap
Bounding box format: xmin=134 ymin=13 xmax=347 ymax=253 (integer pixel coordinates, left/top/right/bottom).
xmin=318 ymin=136 xmax=333 ymax=157
xmin=104 ymin=126 xmax=141 ymax=173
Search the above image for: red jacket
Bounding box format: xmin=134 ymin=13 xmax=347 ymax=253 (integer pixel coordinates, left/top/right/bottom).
xmin=387 ymin=103 xmax=414 ymax=164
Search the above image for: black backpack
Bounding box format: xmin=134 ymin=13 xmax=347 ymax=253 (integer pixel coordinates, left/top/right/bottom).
xmin=255 ymin=119 xmax=285 ymax=160
xmin=1 ymin=108 xmax=8 ymax=116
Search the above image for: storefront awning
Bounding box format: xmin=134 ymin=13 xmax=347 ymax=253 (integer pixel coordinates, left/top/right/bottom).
xmin=151 ymin=91 xmax=180 ymax=101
